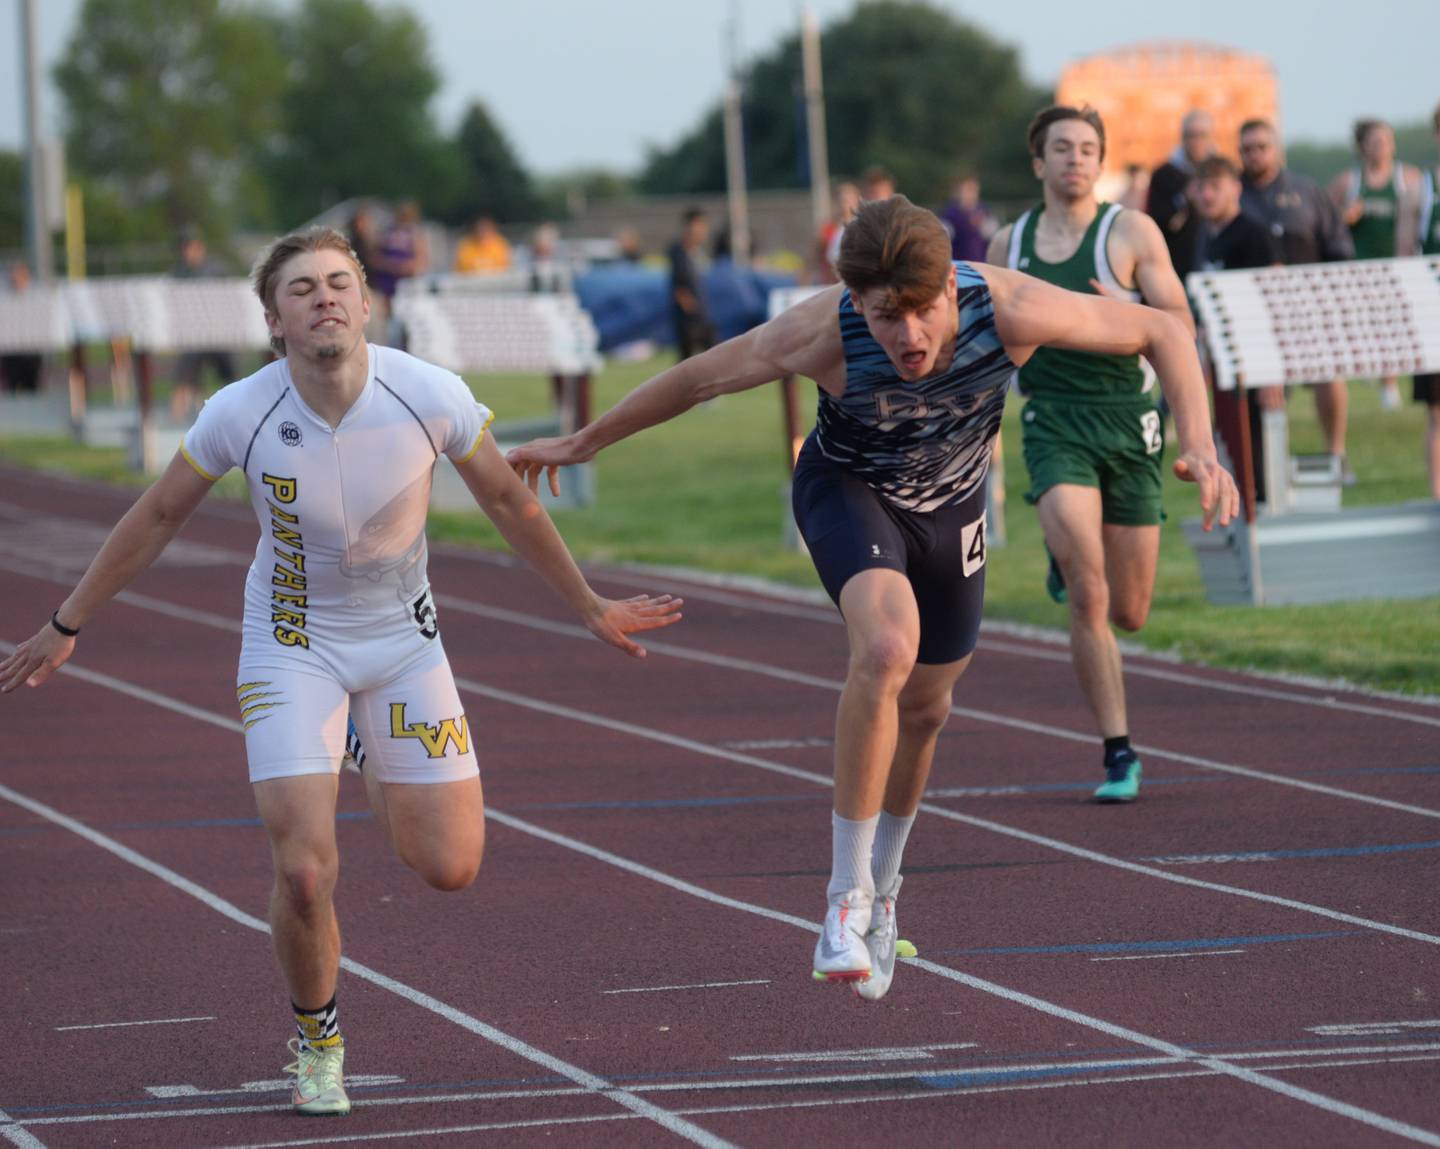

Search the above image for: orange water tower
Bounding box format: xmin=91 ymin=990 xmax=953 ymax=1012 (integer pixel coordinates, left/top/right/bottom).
xmin=1056 ymin=42 xmax=1278 ymax=178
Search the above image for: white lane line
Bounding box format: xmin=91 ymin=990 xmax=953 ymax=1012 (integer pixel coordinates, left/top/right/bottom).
xmin=214 ymin=1111 xmax=635 ymax=1148
xmin=56 ymin=1016 xmax=215 ymax=1031
xmin=0 ymin=779 xmax=732 ymax=1149
xmin=729 ymin=1043 xmax=979 ymax=1063
xmin=4 ymin=502 xmax=1437 ymax=725
xmin=527 ymin=559 xmax=1440 ymax=722
xmin=601 ymin=980 xmax=770 ymax=995
xmin=1089 ymin=950 xmax=1246 ymax=962
xmin=434 ymin=596 xmax=1440 ymax=821
xmin=1310 ymin=1020 xmax=1440 ymax=1038
xmin=457 ymin=675 xmax=1440 ymax=950
xmin=21 ymin=1046 xmax=1440 ymax=1130
xmin=0 ymin=1108 xmax=46 ymax=1149
xmin=6 ymin=630 xmax=1437 ymax=954
xmin=8 ymin=664 xmax=1438 ymax=1145
xmin=482 ymin=809 xmax=1440 ymax=1147
xmin=7 ymin=549 xmax=1440 ymax=819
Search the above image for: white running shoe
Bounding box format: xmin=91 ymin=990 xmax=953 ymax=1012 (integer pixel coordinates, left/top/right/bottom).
xmin=812 ymin=889 xmax=872 ymax=983
xmin=854 ymin=878 xmax=902 ymax=1001
xmin=284 ymin=1037 xmax=351 ymax=1116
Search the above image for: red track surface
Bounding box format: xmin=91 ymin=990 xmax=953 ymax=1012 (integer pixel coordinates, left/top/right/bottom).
xmin=2 ymin=462 xmax=1438 ymax=1148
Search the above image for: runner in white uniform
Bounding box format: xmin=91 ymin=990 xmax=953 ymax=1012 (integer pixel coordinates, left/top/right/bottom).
xmin=183 ymin=342 xmax=491 ymax=784
xmin=1 ymin=228 xmax=682 ymax=1118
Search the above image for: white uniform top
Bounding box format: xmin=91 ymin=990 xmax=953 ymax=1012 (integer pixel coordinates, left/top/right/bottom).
xmin=182 ymin=344 xmax=492 ymax=687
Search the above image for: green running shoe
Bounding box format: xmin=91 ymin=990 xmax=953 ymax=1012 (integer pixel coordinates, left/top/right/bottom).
xmin=1044 ymin=546 xmax=1067 ymax=605
xmin=1094 ymin=757 xmax=1141 ymax=803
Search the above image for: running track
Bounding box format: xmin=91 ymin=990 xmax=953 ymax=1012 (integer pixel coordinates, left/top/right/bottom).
xmin=1 ymin=462 xmax=1438 ymax=1148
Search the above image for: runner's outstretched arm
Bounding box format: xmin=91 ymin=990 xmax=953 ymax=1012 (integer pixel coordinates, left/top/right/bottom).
xmin=0 ymin=453 xmax=216 ymax=692
xmin=455 ymin=433 xmax=682 ymax=658
xmin=507 ymin=286 xmax=844 ymax=495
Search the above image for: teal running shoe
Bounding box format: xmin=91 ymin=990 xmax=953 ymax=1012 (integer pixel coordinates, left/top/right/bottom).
xmin=1094 ymin=757 xmax=1141 ymax=803
xmin=1044 ymin=545 xmax=1067 ymax=605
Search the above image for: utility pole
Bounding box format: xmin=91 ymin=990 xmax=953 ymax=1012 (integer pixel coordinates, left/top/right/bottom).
xmin=801 ymin=5 xmax=830 ymax=231
xmin=20 ymin=0 xmax=53 ymax=280
xmin=721 ymin=2 xmax=751 ymax=265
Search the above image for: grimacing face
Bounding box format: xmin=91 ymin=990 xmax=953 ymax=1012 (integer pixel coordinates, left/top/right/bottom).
xmin=851 ymin=267 xmax=959 ymax=383
xmin=1034 ymin=118 xmax=1103 ymax=202
xmin=267 ymin=248 xmax=370 ymax=362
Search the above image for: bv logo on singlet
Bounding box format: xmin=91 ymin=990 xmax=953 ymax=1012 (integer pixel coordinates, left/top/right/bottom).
xmin=388 ymin=702 xmax=470 ymax=758
xmin=873 ymin=388 xmax=981 ymax=423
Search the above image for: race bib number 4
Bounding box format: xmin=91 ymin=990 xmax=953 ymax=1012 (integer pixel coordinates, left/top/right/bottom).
xmin=961 ymin=512 xmax=987 ymax=578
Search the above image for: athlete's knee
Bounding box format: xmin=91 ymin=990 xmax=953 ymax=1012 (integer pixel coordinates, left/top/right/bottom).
xmin=417 ymin=852 xmax=482 ymax=893
xmin=274 ymin=853 xmax=338 ymax=914
xmin=407 ymin=834 xmax=484 ymax=892
xmin=1109 ymin=600 xmax=1151 ymax=633
xmin=897 ymin=690 xmax=952 ymax=739
xmin=848 ymin=632 xmax=919 ymax=691
xmin=1066 ymin=572 xmax=1111 ymax=627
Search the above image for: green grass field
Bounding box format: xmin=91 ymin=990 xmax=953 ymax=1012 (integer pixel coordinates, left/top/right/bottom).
xmin=3 ymin=354 xmax=1437 ymax=696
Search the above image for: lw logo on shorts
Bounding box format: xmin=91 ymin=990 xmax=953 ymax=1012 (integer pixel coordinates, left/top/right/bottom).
xmin=389 ymin=702 xmax=470 ymax=758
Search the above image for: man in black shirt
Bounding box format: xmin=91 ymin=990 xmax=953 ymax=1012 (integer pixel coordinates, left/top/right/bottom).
xmin=1196 ymin=155 xmax=1281 ymax=503
xmin=668 ymin=208 xmax=714 ymax=361
xmin=1197 ymin=156 xmax=1279 ymax=272
xmin=1238 ymin=118 xmax=1355 ymax=481
xmin=1147 ymin=109 xmax=1216 ymax=280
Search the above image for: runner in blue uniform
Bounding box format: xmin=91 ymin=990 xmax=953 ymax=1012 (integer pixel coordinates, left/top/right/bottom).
xmin=509 ymin=196 xmax=1237 ymax=1001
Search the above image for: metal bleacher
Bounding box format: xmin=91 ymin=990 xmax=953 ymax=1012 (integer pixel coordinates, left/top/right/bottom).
xmin=1186 ymin=255 xmax=1440 ymax=605
xmin=0 ymin=275 xmax=604 ymax=515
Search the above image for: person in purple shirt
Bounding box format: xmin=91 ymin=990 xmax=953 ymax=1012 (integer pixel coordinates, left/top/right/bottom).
xmin=939 ymin=175 xmax=996 ymax=263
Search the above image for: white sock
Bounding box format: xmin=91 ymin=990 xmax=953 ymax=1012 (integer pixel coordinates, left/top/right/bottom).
xmin=826 ymin=811 xmax=879 ymax=901
xmin=871 ymin=809 xmax=916 ymax=897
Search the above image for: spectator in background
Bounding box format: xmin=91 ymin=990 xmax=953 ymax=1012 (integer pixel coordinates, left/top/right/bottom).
xmin=861 ymin=165 xmax=896 ymax=202
xmin=454 ymin=216 xmax=512 ymax=275
xmin=169 ymin=231 xmax=236 ymax=422
xmin=371 ymin=201 xmax=430 ymax=309
xmin=813 ymin=180 xmax=860 ymax=283
xmin=1412 ymin=102 xmax=1440 ymax=499
xmin=1240 ymin=118 xmax=1356 ymax=481
xmin=1147 ymin=109 xmax=1215 ymax=281
xmin=346 ymin=205 xmax=380 ymax=283
xmin=939 ymin=174 xmax=996 ymax=263
xmin=1330 ymin=118 xmax=1422 ymax=411
xmin=616 ymin=227 xmax=644 ymax=264
xmin=667 ymin=208 xmax=714 ymax=361
xmin=0 ymin=262 xmax=42 ymax=394
xmin=1118 ymin=164 xmax=1150 ymax=212
xmin=528 ymin=223 xmax=570 ymax=293
xmin=1194 ymin=155 xmax=1282 ymax=504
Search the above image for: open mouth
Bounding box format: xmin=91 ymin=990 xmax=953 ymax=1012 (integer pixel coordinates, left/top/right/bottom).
xmin=900 ymin=350 xmax=927 ymax=371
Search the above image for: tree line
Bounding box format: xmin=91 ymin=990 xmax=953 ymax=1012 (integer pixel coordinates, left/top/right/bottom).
xmin=0 ymin=0 xmax=1431 ymax=261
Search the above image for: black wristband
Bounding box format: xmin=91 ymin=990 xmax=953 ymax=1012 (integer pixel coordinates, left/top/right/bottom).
xmin=50 ymin=611 xmax=80 ymax=638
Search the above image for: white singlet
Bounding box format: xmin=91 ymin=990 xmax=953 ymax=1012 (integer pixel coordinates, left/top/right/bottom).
xmin=182 ymin=344 xmax=492 ymax=783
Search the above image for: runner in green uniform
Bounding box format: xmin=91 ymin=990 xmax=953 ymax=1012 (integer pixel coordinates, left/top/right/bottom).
xmin=986 ymin=105 xmax=1198 ymax=804
xmin=1413 ymin=104 xmax=1440 ymax=498
xmin=1330 ymin=119 xmax=1422 ymax=410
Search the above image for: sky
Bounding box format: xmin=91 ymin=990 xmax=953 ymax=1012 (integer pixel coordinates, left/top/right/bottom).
xmin=3 ymin=0 xmax=1438 ymax=175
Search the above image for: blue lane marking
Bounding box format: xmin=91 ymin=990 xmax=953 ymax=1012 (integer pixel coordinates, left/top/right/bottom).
xmin=1142 ymin=839 xmax=1440 ymax=864
xmin=931 ymin=931 xmax=1362 ymax=957
xmin=919 ymin=1060 xmax=1161 ymax=1090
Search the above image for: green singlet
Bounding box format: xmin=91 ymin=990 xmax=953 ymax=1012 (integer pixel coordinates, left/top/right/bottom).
xmin=1005 ymin=202 xmax=1165 ymax=526
xmin=1419 ymin=168 xmax=1440 ymax=257
xmin=1347 ymin=166 xmax=1403 ymax=260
